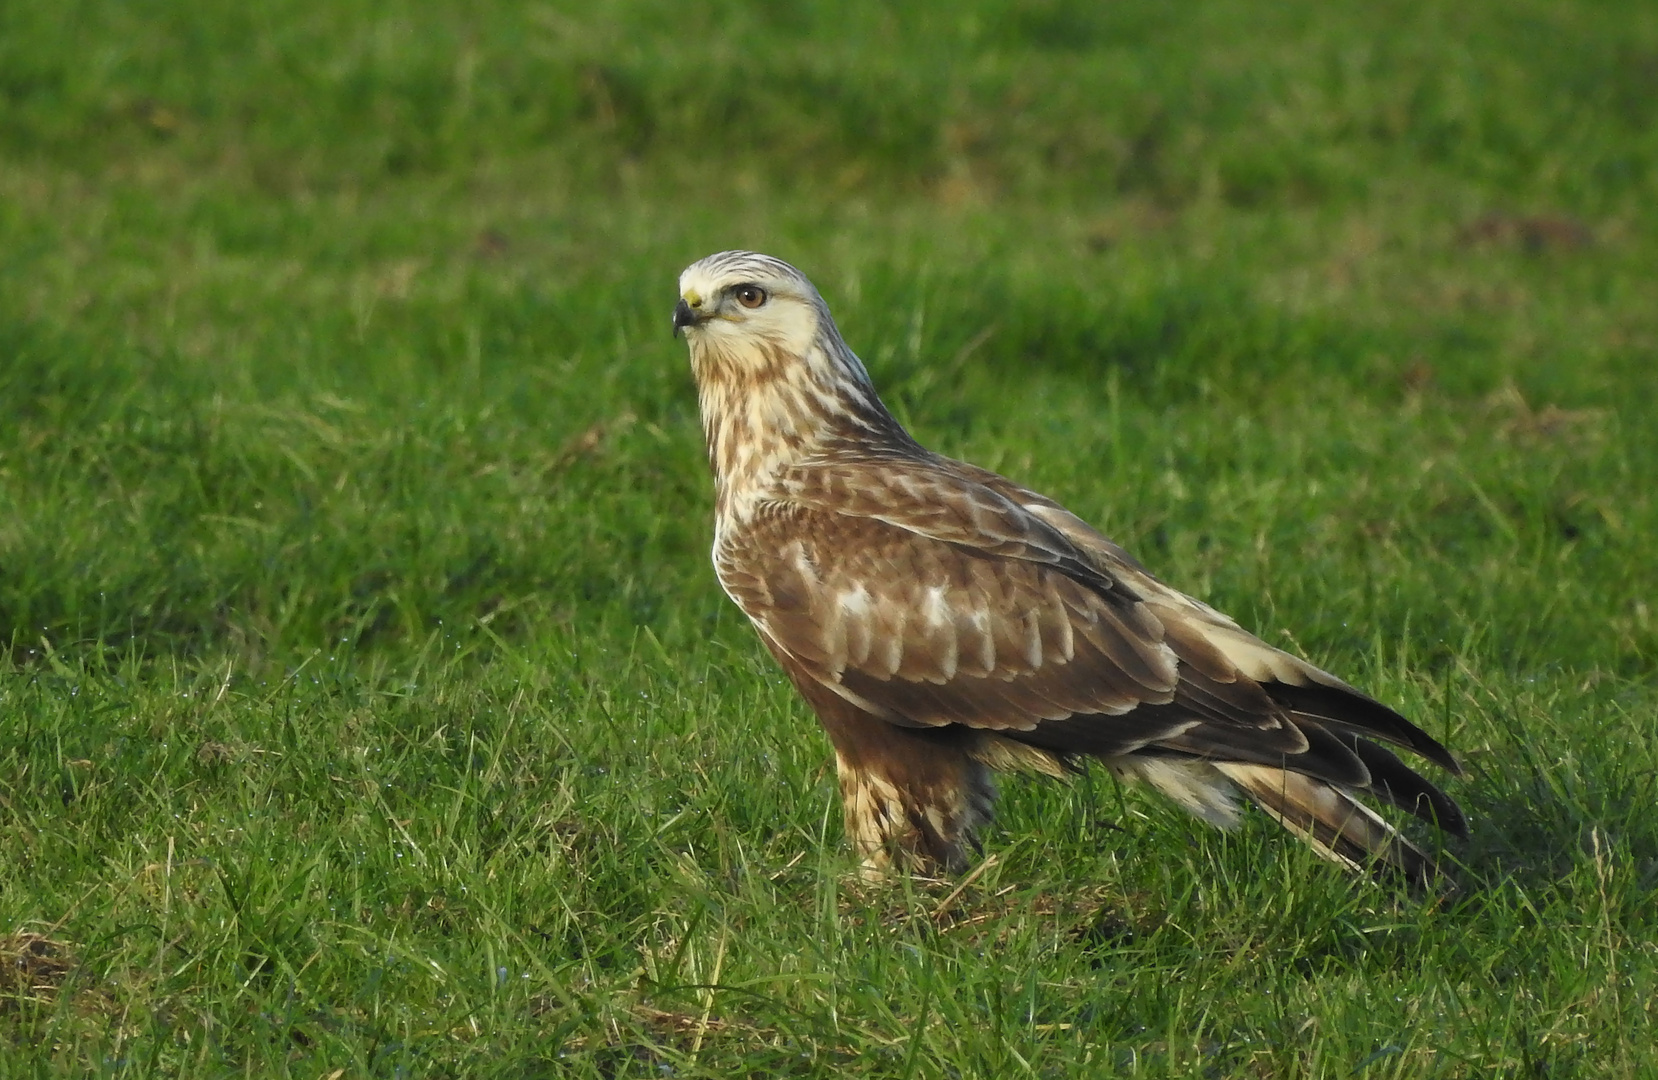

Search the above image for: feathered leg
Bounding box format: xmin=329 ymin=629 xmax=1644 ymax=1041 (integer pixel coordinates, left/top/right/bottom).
xmin=786 ymin=672 xmax=993 ymax=873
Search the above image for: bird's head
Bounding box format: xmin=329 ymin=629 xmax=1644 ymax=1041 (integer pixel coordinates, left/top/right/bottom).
xmin=672 ymin=251 xmax=906 ymax=498
xmin=673 ymin=250 xmax=826 ymax=364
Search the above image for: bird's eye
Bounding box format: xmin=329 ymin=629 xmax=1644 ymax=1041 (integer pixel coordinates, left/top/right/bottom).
xmin=734 ymin=285 xmax=767 ymax=309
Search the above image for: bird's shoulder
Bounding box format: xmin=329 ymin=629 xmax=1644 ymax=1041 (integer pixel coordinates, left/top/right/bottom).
xmin=729 ymin=450 xmax=1143 ymax=601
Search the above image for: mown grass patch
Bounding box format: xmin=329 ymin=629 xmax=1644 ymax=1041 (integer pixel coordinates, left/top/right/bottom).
xmin=2 ymin=0 xmax=1656 ymax=1075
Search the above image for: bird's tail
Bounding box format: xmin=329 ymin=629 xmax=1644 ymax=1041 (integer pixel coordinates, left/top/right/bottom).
xmin=1212 ymin=762 xmax=1438 ymax=884
xmin=1110 ymin=757 xmax=1443 ymax=883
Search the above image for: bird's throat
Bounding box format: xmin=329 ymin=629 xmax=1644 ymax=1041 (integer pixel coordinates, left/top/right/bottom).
xmin=691 ymin=337 xmax=901 ymax=522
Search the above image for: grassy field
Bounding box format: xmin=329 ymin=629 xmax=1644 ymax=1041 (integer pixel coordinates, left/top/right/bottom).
xmin=2 ymin=0 xmax=1656 ymax=1074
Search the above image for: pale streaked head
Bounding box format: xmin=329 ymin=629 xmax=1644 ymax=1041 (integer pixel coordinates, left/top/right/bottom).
xmin=672 ymin=250 xmax=905 ymax=513
xmin=672 ymin=250 xmax=829 ymax=364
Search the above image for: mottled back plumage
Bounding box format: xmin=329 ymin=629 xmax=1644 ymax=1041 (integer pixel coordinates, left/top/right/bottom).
xmin=673 ymin=250 xmax=1465 ymax=882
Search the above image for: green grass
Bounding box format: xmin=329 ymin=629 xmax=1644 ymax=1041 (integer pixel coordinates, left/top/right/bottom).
xmin=2 ymin=0 xmax=1657 ymax=1074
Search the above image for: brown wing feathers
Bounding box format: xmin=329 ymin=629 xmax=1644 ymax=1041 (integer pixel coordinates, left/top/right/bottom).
xmin=1269 ymin=680 xmax=1463 ymax=776
xmin=726 ymin=488 xmax=1464 ymax=879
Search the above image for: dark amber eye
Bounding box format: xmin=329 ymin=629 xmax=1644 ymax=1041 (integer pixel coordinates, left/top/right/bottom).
xmin=734 ymin=285 xmax=767 ymax=309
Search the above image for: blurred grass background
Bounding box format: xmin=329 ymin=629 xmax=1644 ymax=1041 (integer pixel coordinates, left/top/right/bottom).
xmin=1 ymin=0 xmax=1656 ymax=1075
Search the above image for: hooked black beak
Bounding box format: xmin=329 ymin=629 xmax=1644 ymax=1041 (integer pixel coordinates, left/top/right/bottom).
xmin=672 ymin=298 xmax=699 ymax=337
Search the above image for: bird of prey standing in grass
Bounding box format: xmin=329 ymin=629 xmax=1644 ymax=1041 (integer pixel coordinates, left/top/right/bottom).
xmin=672 ymin=250 xmax=1465 ymax=882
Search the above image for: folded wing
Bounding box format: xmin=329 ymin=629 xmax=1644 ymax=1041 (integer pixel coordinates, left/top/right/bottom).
xmin=715 ymin=458 xmax=1466 ymax=866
